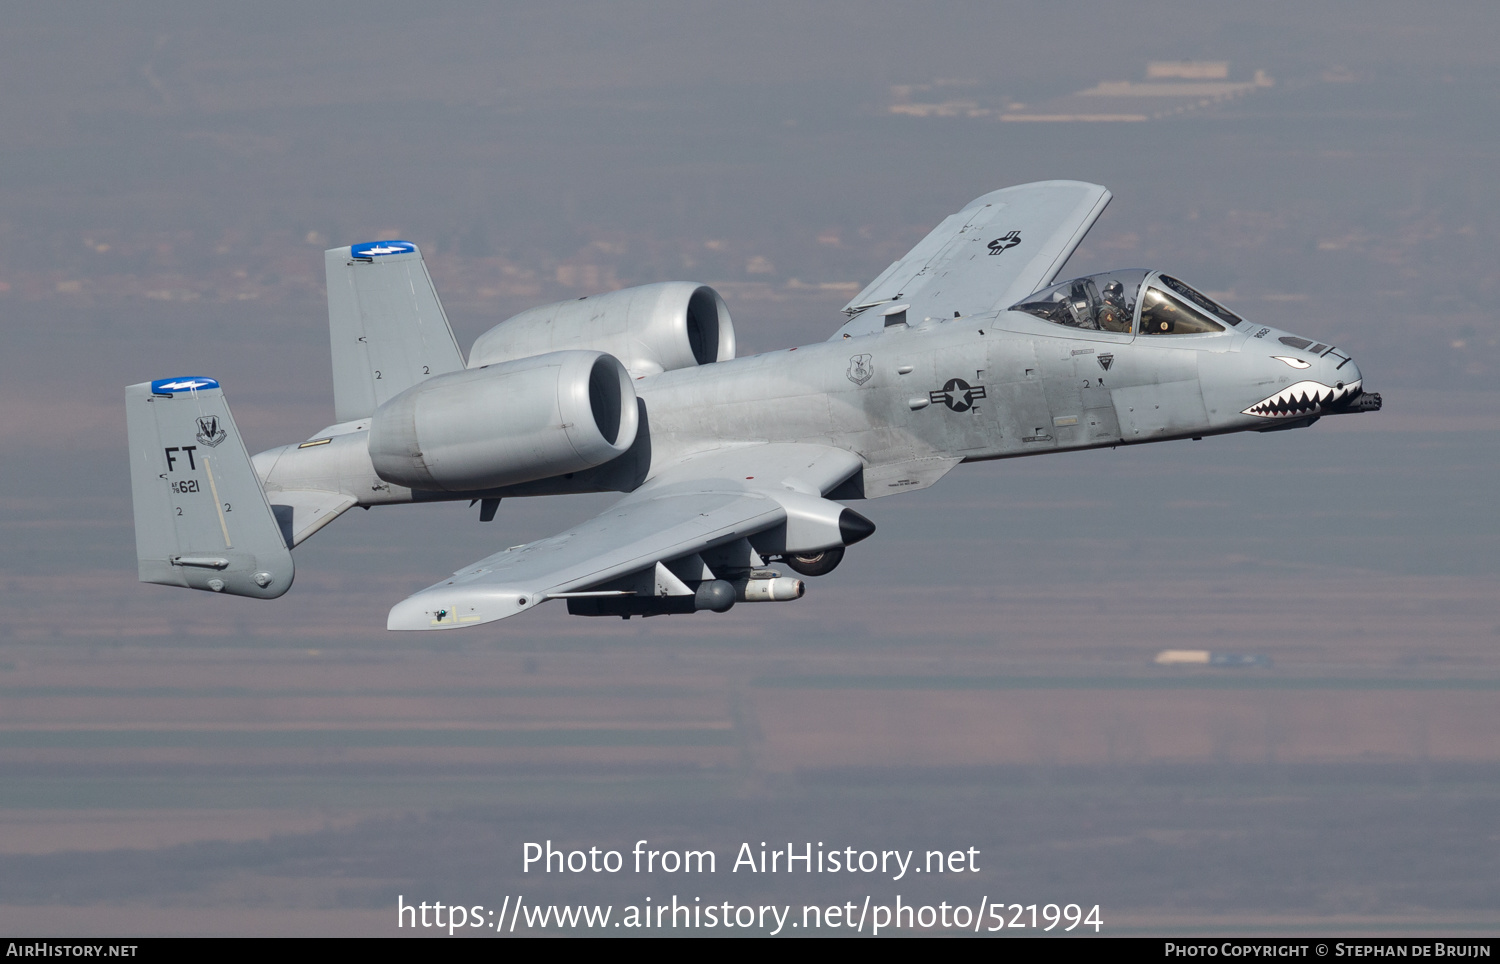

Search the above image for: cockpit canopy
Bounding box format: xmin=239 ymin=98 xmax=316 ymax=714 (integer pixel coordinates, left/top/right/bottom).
xmin=1011 ymin=270 xmax=1243 ymax=336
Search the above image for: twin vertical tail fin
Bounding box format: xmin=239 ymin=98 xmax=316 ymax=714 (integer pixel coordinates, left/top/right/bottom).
xmin=325 ymin=241 xmax=466 ymax=423
xmin=126 ymin=378 xmax=294 ymax=599
xmin=127 ymin=241 xmax=461 ymax=600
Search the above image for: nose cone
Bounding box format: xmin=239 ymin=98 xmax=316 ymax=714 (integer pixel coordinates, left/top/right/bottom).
xmin=1332 ymin=355 xmax=1362 ymax=387
xmin=838 ymin=508 xmax=877 ymax=546
xmin=1240 ymin=344 xmax=1364 ymax=421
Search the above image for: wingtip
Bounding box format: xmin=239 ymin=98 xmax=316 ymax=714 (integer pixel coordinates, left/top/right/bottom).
xmin=386 ymin=585 xmax=538 ymax=631
xmin=387 ymin=593 xmax=470 ymax=631
xmin=386 ymin=597 xmax=434 ymax=631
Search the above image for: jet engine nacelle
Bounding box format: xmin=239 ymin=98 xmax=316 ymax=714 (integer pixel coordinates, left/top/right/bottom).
xmin=467 ymin=282 xmax=736 ymax=375
xmin=368 ymin=350 xmax=638 ymax=492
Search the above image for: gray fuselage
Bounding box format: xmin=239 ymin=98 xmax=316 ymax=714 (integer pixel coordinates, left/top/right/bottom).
xmin=253 ymin=307 xmax=1363 ymax=506
xmin=625 ymin=308 xmax=1359 ymax=495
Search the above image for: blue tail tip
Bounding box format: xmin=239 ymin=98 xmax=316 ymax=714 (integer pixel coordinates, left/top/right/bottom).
xmin=351 ymin=240 xmax=417 ymax=258
xmin=151 ymin=377 xmax=220 ymax=394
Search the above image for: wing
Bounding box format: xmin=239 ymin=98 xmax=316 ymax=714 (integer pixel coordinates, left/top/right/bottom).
xmin=386 ymin=443 xmax=867 ymax=630
xmin=835 ymin=180 xmax=1111 ymax=336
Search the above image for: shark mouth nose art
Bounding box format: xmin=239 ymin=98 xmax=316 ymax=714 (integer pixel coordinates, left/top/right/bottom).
xmin=1243 ymin=379 xmax=1362 ymax=418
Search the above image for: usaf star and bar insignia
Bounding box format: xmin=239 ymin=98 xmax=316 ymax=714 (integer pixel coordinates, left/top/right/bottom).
xmin=929 ymin=378 xmax=987 ymax=412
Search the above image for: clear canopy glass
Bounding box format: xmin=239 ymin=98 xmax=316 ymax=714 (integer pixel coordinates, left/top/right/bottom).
xmin=1011 ymin=270 xmax=1243 ymax=335
xmin=1139 ymin=284 xmax=1224 ymax=335
xmin=1010 ymin=270 xmax=1149 ymax=333
xmin=1156 ymin=275 xmax=1243 ymax=328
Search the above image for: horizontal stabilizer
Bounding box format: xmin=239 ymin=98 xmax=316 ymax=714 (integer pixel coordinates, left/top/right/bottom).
xmin=266 ymin=490 xmax=357 ymax=548
xmin=126 ymin=379 xmax=293 ymax=598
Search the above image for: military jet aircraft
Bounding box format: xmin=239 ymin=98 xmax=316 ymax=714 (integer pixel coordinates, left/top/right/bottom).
xmin=126 ymin=181 xmax=1380 ymax=630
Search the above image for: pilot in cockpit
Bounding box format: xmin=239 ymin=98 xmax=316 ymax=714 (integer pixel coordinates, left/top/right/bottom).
xmin=1096 ymin=279 xmax=1132 ymax=332
xmin=1013 ymin=269 xmax=1152 ymax=334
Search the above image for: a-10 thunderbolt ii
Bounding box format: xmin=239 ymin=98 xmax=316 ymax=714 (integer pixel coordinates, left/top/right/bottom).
xmin=126 ymin=181 xmax=1380 ymax=630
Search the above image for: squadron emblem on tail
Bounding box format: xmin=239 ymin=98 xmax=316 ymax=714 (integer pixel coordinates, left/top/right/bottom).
xmin=195 ymin=416 xmax=227 ymax=447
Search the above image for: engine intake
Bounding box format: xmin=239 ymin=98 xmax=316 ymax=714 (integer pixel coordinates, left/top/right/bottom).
xmin=368 ymin=350 xmax=637 ymax=492
xmin=468 ymin=282 xmax=735 ymax=375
